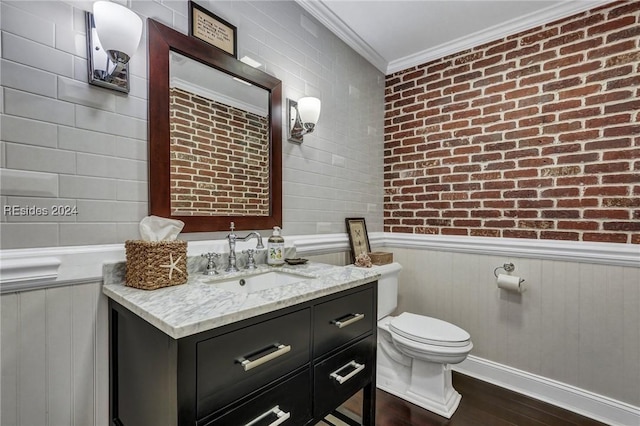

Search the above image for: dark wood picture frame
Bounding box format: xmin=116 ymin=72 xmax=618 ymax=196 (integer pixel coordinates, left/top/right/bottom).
xmin=188 ymin=1 xmax=237 ymax=58
xmin=345 ymin=218 xmax=371 ymax=263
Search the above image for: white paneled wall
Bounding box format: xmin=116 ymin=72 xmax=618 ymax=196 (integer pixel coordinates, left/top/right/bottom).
xmin=387 ymin=247 xmax=640 ymax=407
xmin=1 ymin=282 xmax=108 ymax=426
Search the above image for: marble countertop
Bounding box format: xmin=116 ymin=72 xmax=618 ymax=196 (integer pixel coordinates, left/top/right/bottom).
xmin=102 ymin=262 xmax=379 ymax=339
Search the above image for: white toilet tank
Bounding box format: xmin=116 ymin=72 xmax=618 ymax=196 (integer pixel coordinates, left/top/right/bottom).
xmin=372 ymin=262 xmax=402 ymax=319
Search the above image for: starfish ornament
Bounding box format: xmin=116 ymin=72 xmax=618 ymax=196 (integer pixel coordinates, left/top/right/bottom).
xmin=160 ymin=253 xmax=184 ymax=280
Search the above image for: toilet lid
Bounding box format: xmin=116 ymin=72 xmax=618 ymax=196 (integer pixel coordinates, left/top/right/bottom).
xmin=389 ymin=312 xmax=471 ymax=347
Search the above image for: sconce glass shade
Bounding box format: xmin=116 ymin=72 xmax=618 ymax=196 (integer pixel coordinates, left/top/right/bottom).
xmin=297 ymin=97 xmax=321 ymax=125
xmin=93 ymin=1 xmax=143 ymax=64
xmin=87 ymin=1 xmax=142 ymax=93
xmin=287 ymin=97 xmax=322 ymax=143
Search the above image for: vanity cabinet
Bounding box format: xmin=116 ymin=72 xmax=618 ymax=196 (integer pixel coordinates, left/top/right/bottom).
xmin=109 ymin=282 xmax=377 ymax=426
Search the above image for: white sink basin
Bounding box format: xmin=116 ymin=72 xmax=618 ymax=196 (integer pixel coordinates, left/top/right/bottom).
xmin=206 ymin=270 xmax=311 ymax=293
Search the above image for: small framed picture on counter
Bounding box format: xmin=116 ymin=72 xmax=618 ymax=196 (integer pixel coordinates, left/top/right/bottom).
xmin=189 ymin=1 xmax=237 ymax=57
xmin=346 ymin=217 xmax=371 ymax=263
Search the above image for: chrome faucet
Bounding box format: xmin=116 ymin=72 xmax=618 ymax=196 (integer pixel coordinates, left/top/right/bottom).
xmin=226 ymin=222 xmax=264 ymax=272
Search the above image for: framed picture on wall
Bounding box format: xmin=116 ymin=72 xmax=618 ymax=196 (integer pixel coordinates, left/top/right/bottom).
xmin=345 ymin=217 xmax=371 ymax=263
xmin=189 ymin=1 xmax=237 ymax=58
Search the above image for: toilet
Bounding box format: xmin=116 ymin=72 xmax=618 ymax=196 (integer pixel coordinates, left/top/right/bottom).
xmin=372 ymin=262 xmax=473 ymax=418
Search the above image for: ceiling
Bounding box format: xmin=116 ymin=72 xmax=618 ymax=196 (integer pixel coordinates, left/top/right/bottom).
xmin=296 ymin=0 xmax=613 ymax=74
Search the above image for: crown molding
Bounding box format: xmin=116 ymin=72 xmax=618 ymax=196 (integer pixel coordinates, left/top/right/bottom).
xmin=387 ymin=0 xmax=614 ymax=74
xmin=297 ymin=0 xmax=615 ymax=75
xmin=295 ymin=0 xmax=388 ymax=72
xmin=170 ymin=77 xmax=268 ymax=117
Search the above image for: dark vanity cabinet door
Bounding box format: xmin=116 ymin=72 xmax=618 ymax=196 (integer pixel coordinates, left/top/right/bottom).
xmin=196 ymin=308 xmax=311 ymax=417
xmin=314 ymin=335 xmax=376 ymax=418
xmin=314 ymin=287 xmax=374 ymax=355
xmin=109 ymin=282 xmax=377 ymax=426
xmin=110 ymin=302 xmax=180 ymax=426
xmin=202 ymin=370 xmax=312 ymax=426
xmin=311 ymin=287 xmax=376 ymax=422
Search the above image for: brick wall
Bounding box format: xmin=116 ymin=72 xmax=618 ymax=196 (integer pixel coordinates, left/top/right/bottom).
xmin=384 ymin=1 xmax=639 ymax=244
xmin=169 ymin=87 xmax=269 ymax=216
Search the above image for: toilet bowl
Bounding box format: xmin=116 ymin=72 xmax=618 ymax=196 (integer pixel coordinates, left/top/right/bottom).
xmin=367 ymin=262 xmax=473 ymax=418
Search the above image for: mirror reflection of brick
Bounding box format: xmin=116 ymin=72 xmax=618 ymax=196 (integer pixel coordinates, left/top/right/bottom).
xmin=169 ymin=87 xmax=270 ymax=216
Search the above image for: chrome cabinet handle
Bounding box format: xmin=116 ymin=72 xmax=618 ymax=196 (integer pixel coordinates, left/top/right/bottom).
xmin=238 ymin=344 xmax=291 ymax=371
xmin=330 ymin=360 xmax=365 ymax=385
xmin=331 ymin=313 xmax=364 ymax=328
xmin=244 ymin=405 xmax=290 ymax=426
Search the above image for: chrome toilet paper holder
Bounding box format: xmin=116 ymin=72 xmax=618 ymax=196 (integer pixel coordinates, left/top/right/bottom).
xmin=493 ymin=262 xmax=516 ymax=278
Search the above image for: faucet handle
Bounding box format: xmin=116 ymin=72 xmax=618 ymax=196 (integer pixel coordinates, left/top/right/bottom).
xmin=201 ymin=252 xmax=221 ymax=275
xmin=242 ymin=249 xmax=257 ymax=270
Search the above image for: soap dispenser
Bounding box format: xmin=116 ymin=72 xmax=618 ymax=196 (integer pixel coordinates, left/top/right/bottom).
xmin=267 ymin=226 xmax=285 ymax=266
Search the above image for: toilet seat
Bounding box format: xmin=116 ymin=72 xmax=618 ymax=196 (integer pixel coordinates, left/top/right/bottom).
xmin=389 ymin=312 xmax=470 ymax=348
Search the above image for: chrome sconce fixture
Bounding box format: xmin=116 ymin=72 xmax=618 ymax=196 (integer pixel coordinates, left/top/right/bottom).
xmin=86 ymin=1 xmax=143 ymax=93
xmin=287 ymin=97 xmax=321 ymax=143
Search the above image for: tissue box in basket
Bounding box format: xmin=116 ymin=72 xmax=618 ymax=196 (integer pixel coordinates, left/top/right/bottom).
xmin=125 ymin=240 xmax=188 ymax=290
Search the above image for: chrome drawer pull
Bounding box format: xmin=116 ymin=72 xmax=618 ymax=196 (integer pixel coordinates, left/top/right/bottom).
xmin=331 ymin=313 xmax=364 ymax=328
xmin=238 ymin=344 xmax=291 ymax=371
xmin=244 ymin=405 xmax=290 ymax=426
xmin=330 ymin=361 xmax=365 ymax=385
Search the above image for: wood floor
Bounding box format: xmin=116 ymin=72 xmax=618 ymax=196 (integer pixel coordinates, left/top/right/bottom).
xmin=339 ymin=372 xmax=607 ymax=426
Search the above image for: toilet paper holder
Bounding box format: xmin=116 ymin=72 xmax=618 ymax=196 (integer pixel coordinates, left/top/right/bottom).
xmin=494 ymin=262 xmax=526 ymax=292
xmin=493 ymin=262 xmax=516 ymax=278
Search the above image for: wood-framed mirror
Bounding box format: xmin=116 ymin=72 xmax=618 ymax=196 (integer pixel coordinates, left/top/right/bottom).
xmin=148 ymin=18 xmax=282 ymax=233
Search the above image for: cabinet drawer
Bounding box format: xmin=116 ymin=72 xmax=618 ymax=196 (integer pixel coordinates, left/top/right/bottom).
xmin=313 ymin=287 xmax=374 ymax=355
xmin=203 ymin=370 xmax=311 ymax=426
xmin=313 ymin=335 xmax=375 ymax=418
xmin=197 ymin=308 xmax=311 ymax=417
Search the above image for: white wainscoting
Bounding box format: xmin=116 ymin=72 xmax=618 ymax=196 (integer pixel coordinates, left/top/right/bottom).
xmin=383 ymin=241 xmax=639 ymax=426
xmin=0 ymin=234 xmax=638 ymax=426
xmin=1 ymin=281 xmax=108 ymax=426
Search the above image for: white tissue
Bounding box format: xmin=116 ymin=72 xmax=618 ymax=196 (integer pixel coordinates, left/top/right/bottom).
xmin=139 ymin=215 xmax=185 ymax=241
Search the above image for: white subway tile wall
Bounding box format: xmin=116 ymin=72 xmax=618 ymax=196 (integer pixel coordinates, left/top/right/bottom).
xmin=1 ymin=115 xmax=59 ymax=148
xmin=0 ymin=0 xmax=385 ymax=248
xmin=0 ymin=169 xmax=59 ymax=197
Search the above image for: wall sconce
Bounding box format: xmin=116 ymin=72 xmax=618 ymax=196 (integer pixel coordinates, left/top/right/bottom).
xmin=86 ymin=1 xmax=143 ymax=93
xmin=287 ymin=97 xmax=321 ymax=143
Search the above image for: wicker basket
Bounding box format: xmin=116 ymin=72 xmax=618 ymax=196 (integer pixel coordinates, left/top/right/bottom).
xmin=125 ymin=240 xmax=188 ymax=290
xmin=368 ymin=251 xmax=393 ymax=266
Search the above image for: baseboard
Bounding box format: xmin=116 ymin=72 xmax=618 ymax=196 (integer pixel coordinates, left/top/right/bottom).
xmin=453 ymin=355 xmax=640 ymax=426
